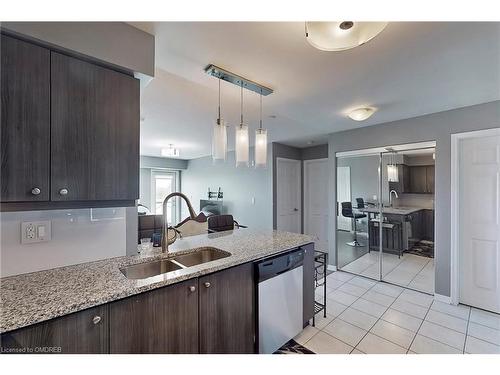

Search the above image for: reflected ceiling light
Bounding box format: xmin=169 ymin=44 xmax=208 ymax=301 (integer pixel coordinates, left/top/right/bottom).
xmin=211 ymin=77 xmax=227 ymax=162
xmin=161 ymin=144 xmax=180 ymax=158
xmin=387 ymin=150 xmax=399 ymax=183
xmin=305 ymin=22 xmax=388 ymax=51
xmin=254 ymin=89 xmax=268 ymax=168
xmin=347 ymin=107 xmax=377 ymax=121
xmin=235 ymin=83 xmax=249 ymax=167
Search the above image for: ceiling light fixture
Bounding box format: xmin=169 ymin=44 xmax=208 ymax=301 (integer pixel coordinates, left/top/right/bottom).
xmin=386 ymin=149 xmax=399 ymax=183
xmin=235 ymin=82 xmax=249 ymax=167
xmin=161 ymin=144 xmax=180 ymax=158
xmin=347 ymin=107 xmax=377 ymax=121
xmin=212 ymin=77 xmax=227 ymax=162
xmin=305 ymin=22 xmax=388 ymax=52
xmin=255 ymin=89 xmax=268 ymax=168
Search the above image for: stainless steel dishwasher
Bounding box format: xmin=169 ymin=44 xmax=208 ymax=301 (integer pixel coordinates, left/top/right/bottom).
xmin=256 ymin=248 xmax=304 ymax=354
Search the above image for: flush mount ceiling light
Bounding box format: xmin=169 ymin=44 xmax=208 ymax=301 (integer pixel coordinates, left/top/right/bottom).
xmin=161 ymin=144 xmax=180 ymax=158
xmin=386 ymin=149 xmax=399 ymax=183
xmin=347 ymin=107 xmax=377 ymax=121
xmin=305 ymin=22 xmax=387 ymax=51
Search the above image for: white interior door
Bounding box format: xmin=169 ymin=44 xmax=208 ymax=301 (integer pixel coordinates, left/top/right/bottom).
xmin=337 ymin=166 xmax=351 ymax=231
xmin=304 ymin=159 xmax=329 ymax=252
xmin=277 ymin=158 xmax=301 ymax=233
xmin=459 ymin=130 xmax=500 ymax=313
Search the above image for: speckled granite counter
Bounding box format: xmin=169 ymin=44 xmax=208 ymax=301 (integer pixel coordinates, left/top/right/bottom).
xmin=0 ymin=230 xmax=313 ymax=334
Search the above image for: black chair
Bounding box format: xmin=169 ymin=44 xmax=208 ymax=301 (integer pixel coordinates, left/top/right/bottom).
xmin=355 ymin=198 xmax=366 ymax=209
xmin=341 ymin=202 xmax=367 ymax=247
xmin=207 ymin=214 xmax=247 ymax=233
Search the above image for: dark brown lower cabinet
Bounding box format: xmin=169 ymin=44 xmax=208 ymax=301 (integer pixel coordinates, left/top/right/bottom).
xmin=199 ymin=263 xmax=255 ymax=354
xmin=302 ymin=243 xmax=315 ymax=326
xmin=108 ymin=279 xmax=199 ymax=354
xmin=0 ymin=305 xmax=108 ymax=354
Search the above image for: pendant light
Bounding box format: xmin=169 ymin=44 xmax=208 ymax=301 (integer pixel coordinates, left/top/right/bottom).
xmin=387 ymin=151 xmax=399 ymax=182
xmin=235 ymin=82 xmax=249 ymax=167
xmin=305 ymin=22 xmax=388 ymax=52
xmin=254 ymin=89 xmax=268 ymax=168
xmin=212 ymin=77 xmax=227 ymax=162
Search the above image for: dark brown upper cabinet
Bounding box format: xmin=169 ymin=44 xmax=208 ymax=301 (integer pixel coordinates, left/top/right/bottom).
xmin=426 ymin=165 xmax=435 ymax=194
xmin=199 ymin=263 xmax=255 ymax=354
xmin=1 ymin=35 xmax=50 ymax=202
xmin=50 ymin=52 xmax=140 ymax=202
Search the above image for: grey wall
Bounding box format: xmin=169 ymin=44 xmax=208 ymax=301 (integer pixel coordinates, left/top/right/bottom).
xmin=328 ymin=100 xmax=500 ymax=297
xmin=182 ymin=148 xmax=273 ymax=231
xmin=1 ymin=22 xmax=155 ymax=80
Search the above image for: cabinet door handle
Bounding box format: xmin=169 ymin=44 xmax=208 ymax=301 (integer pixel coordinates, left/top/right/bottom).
xmin=204 ymin=282 xmax=211 ymax=288
xmin=92 ymin=315 xmax=101 ymax=325
xmin=189 ymin=285 xmax=196 ymax=292
xmin=59 ymin=188 xmax=69 ymax=196
xmin=31 ymin=187 xmax=41 ymax=196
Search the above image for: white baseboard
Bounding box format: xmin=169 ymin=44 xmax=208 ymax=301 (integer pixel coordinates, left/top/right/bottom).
xmin=434 ymin=293 xmax=452 ymax=304
xmin=327 ymin=265 xmax=337 ymax=271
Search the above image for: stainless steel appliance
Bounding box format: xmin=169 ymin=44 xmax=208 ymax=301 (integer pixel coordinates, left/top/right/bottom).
xmin=256 ymin=249 xmax=304 ymax=354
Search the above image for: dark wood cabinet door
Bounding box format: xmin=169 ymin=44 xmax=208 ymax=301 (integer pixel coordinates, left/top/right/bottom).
xmin=424 ymin=209 xmax=435 ymax=241
xmin=0 ymin=305 xmax=108 ymax=354
xmin=199 ymin=263 xmax=255 ymax=354
xmin=1 ymin=35 xmax=50 ymax=202
xmin=426 ymin=166 xmax=435 ymax=193
xmin=409 ymin=166 xmax=427 ymax=193
xmin=50 ymin=52 xmax=139 ymax=201
xmin=302 ymin=243 xmax=315 ymax=325
xmin=108 ymin=279 xmax=199 ymax=354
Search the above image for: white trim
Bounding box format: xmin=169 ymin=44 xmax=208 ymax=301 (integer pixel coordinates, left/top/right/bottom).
xmin=434 ymin=293 xmax=453 ymax=305
xmin=276 ymin=157 xmax=302 ymax=233
xmin=450 ymin=127 xmax=500 ymax=306
xmin=336 ymin=141 xmax=436 ymax=158
xmin=303 ymin=158 xmax=328 ymax=235
xmin=327 ymin=265 xmax=337 ymax=272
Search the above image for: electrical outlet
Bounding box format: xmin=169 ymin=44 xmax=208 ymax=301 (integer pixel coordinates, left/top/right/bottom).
xmin=21 ymin=221 xmax=51 ymax=244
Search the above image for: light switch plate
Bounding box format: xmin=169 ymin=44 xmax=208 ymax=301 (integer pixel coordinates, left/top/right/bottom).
xmin=21 ymin=221 xmax=51 ymax=244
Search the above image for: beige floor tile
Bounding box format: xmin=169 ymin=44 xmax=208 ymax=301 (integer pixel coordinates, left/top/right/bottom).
xmin=370 ymin=319 xmax=416 ymax=349
xmin=371 ymin=283 xmax=404 ymax=298
xmin=397 ymin=289 xmax=434 ymax=308
xmin=465 ymin=336 xmax=500 ymax=354
xmin=425 ymin=309 xmax=468 ymax=334
xmin=351 ymin=298 xmax=387 ymax=318
xmin=430 ymin=301 xmax=470 ymax=320
xmin=338 ymin=307 xmax=378 ymax=331
xmin=469 ymin=308 xmax=500 ymax=330
xmin=381 ymin=308 xmax=423 ymax=332
xmin=323 ymin=318 xmax=367 ymax=347
xmin=328 ymin=290 xmax=359 ymax=306
xmin=294 ymin=325 xmax=319 ymax=345
xmin=418 ymin=321 xmax=466 ymax=350
xmin=391 ymin=298 xmax=429 ymax=319
xmin=410 ymin=334 xmax=462 ymax=354
xmin=304 ymin=331 xmax=353 ymax=354
xmin=362 ymin=290 xmax=396 ymax=307
xmin=467 ymin=322 xmax=500 ymax=345
xmin=356 ymin=333 xmax=406 ymax=354
xmin=337 ymin=282 xmax=367 ymax=297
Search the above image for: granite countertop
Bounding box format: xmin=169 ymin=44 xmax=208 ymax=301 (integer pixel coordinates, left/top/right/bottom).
xmin=360 ymin=206 xmax=429 ymax=215
xmin=0 ymin=230 xmax=313 ymax=334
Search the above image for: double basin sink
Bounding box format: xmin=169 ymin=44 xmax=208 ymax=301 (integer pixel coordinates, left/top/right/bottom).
xmin=120 ymin=247 xmax=231 ymax=280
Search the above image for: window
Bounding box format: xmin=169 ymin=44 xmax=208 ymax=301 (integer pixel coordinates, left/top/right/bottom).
xmin=151 ymin=170 xmax=179 ymax=224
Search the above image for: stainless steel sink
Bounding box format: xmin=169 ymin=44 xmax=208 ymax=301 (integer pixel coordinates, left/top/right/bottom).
xmin=120 ymin=247 xmax=231 ymax=280
xmin=120 ymin=259 xmax=182 ymax=279
xmin=173 ymin=247 xmax=231 ymax=267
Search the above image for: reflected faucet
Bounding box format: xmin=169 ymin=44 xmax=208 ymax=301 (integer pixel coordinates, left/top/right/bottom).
xmin=389 ymin=190 xmax=399 ymax=207
xmin=161 ymin=192 xmax=197 ymax=254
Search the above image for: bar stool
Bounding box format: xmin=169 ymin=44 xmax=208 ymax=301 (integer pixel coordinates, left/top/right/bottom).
xmin=341 ymin=202 xmax=367 ymax=247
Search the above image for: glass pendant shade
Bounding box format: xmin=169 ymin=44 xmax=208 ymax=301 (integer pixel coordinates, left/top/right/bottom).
xmin=235 ymin=124 xmax=249 ymax=167
xmin=212 ymin=119 xmax=227 ymax=161
xmin=387 ymin=164 xmax=399 ymax=182
xmin=305 ymin=22 xmax=388 ymax=51
xmin=255 ymin=128 xmax=268 ymax=168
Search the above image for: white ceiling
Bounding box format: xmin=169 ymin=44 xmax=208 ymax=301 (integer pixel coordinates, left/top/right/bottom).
xmin=130 ymin=22 xmax=500 ymax=159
